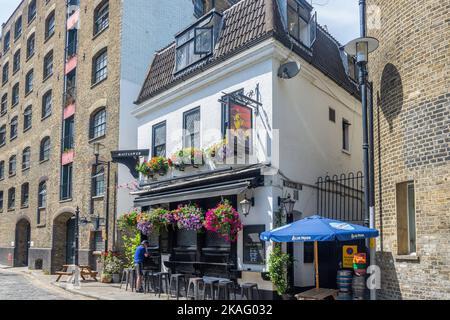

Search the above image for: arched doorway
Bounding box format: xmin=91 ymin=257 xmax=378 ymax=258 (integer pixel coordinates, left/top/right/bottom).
xmin=15 ymin=219 xmax=31 ymax=267
xmin=52 ymin=212 xmax=75 ymax=272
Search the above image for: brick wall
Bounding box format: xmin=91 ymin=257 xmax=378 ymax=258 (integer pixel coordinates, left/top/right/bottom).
xmin=368 ymin=0 xmax=450 ymax=299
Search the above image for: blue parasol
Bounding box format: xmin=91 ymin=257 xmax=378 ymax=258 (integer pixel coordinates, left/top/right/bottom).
xmin=260 ymin=215 xmax=379 ymax=289
xmin=260 ymin=215 xmax=379 ymax=242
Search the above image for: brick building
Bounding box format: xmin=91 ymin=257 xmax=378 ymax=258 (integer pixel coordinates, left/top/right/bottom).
xmin=368 ymin=0 xmax=450 ymax=299
xmin=0 ymin=0 xmax=196 ymax=273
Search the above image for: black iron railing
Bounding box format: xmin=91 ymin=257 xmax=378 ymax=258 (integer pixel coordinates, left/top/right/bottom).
xmin=316 ymin=172 xmax=365 ymax=225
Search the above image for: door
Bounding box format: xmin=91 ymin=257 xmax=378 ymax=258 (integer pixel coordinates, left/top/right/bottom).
xmin=15 ymin=219 xmax=31 ymax=267
xmin=66 ymin=218 xmax=75 ymax=264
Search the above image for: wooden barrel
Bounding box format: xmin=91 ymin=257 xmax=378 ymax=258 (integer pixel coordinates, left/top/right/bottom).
xmin=352 ymin=275 xmax=367 ymax=299
xmin=336 ymin=270 xmax=353 ymax=292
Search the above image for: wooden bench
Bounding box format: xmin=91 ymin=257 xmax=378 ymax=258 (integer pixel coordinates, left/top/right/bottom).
xmin=295 ymin=288 xmax=339 ymax=300
xmin=55 ymin=271 xmax=74 ymax=282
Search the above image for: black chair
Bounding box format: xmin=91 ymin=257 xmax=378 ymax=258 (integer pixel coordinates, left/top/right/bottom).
xmin=143 ymin=270 xmax=155 ymax=293
xmin=240 ymin=283 xmax=260 ymax=300
xmin=202 ymin=277 xmax=220 ymax=300
xmin=120 ymin=268 xmax=135 ymax=292
xmin=169 ymin=274 xmax=187 ymax=300
xmin=217 ymin=279 xmax=236 ymax=300
xmin=153 ymin=272 xmax=170 ymax=297
xmin=187 ymin=277 xmax=204 ymax=300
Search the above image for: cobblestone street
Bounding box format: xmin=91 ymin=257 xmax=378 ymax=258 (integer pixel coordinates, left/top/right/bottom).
xmin=0 ymin=269 xmax=90 ymax=300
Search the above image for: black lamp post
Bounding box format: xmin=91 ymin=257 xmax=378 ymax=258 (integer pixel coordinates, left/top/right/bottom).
xmin=93 ymin=142 xmax=111 ymax=252
xmin=279 ymin=194 xmax=297 ymax=291
xmin=344 ymin=0 xmax=379 ymax=301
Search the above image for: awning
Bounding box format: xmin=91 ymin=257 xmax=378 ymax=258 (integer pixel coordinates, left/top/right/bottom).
xmin=133 ymin=179 xmax=254 ymax=207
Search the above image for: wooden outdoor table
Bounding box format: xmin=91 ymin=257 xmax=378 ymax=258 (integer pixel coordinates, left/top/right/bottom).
xmin=295 ymin=288 xmax=339 ymax=300
xmin=55 ymin=265 xmax=98 ymax=282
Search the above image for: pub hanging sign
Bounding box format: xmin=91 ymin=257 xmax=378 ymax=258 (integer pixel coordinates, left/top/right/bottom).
xmin=111 ymin=149 xmax=149 ymax=179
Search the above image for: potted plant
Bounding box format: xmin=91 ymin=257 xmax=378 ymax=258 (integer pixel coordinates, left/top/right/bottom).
xmin=268 ymin=245 xmax=293 ymax=300
xmin=99 ymin=251 xmax=123 ymax=283
xmin=172 ymin=204 xmax=204 ymax=231
xmin=204 ymin=200 xmax=243 ymax=242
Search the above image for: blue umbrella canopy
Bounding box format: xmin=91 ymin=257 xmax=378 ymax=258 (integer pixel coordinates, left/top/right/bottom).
xmin=260 ymin=215 xmax=379 ymax=242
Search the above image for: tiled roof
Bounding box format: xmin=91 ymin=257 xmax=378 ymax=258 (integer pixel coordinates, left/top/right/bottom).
xmin=136 ymin=0 xmax=358 ymax=104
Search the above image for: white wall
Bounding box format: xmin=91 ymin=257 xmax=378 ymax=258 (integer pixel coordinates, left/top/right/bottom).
xmin=117 ymin=0 xmax=196 ymax=215
xmin=272 ymin=44 xmax=363 ymax=287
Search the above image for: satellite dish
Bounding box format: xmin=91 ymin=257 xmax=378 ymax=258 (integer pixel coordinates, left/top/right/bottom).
xmin=278 ymin=61 xmax=301 ymax=79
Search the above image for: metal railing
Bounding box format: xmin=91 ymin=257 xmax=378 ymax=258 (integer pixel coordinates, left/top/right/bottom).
xmin=316 ymin=172 xmax=365 ymax=225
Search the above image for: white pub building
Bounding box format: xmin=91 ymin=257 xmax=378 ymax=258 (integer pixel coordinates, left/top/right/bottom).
xmin=131 ymin=0 xmax=363 ymax=298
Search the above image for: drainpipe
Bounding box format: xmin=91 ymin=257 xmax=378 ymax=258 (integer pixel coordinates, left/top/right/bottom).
xmin=359 ymin=0 xmax=376 ymax=301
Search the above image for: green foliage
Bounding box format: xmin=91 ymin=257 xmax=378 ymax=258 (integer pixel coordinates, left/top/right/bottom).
xmin=98 ymin=251 xmax=123 ymax=275
xmin=117 ymin=210 xmax=139 ymax=234
xmin=122 ymin=232 xmax=141 ymax=268
xmin=268 ymin=244 xmax=292 ymax=296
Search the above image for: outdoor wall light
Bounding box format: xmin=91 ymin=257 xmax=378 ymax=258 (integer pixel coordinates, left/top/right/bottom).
xmin=278 ymin=194 xmax=296 ymax=216
xmin=343 ymin=37 xmax=379 ymax=64
xmin=240 ymin=195 xmax=255 ymax=217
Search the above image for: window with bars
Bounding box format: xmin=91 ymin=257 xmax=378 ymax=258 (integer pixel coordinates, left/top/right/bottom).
xmin=92 ymin=49 xmax=107 ymax=84
xmin=0 ymin=125 xmax=5 ymax=146
xmin=152 ymin=121 xmax=166 ymax=157
xmin=2 ymin=63 xmax=8 ymax=84
xmin=40 ymin=137 xmax=50 ymax=161
xmin=9 ymin=155 xmax=16 ymax=176
xmin=94 ymin=1 xmax=109 ymax=36
xmin=42 ymin=90 xmax=52 ymax=118
xmin=27 ymin=33 xmax=35 ymax=59
xmin=90 ymin=108 xmax=106 ymax=139
xmin=22 ymin=147 xmax=31 ymax=170
xmin=13 ymin=50 xmax=21 ymax=73
xmin=12 ymin=83 xmax=19 ymax=106
xmin=45 ymin=12 xmax=55 ymax=39
xmin=8 ymin=188 xmax=15 ymax=210
xmin=25 ymin=69 xmax=34 ymax=94
xmin=92 ymin=165 xmax=105 ymax=197
xmin=43 ymin=51 xmax=53 ymax=79
xmin=24 ymin=106 xmax=32 ymax=131
xmin=10 ymin=117 xmax=18 ymax=140
xmin=183 ymin=108 xmax=200 ymax=149
xmin=14 ymin=16 xmax=22 ymax=40
xmin=21 ymin=183 xmax=29 ymax=208
xmin=0 ymin=94 xmax=7 ymax=116
xmin=38 ymin=181 xmax=47 ymax=208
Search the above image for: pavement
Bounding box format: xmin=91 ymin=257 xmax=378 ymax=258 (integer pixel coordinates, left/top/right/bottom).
xmin=0 ymin=264 xmax=177 ymax=300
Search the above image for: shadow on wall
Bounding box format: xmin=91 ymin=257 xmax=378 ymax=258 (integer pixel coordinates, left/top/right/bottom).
xmin=376 ymin=251 xmax=403 ymax=300
xmin=378 ymin=63 xmax=404 ymax=132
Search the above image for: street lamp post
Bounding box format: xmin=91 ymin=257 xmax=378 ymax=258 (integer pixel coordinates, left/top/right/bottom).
xmin=93 ymin=142 xmax=111 ymax=252
xmin=344 ymin=0 xmax=379 ymax=301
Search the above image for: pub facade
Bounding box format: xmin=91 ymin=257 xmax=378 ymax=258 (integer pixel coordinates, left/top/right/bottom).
xmin=131 ymin=0 xmax=363 ymax=296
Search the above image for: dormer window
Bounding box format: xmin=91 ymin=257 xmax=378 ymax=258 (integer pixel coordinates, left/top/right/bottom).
xmin=175 ymin=11 xmax=222 ymax=73
xmin=278 ymin=0 xmax=317 ymax=48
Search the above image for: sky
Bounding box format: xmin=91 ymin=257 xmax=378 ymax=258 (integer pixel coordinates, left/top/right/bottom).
xmin=0 ymin=0 xmax=359 ymax=44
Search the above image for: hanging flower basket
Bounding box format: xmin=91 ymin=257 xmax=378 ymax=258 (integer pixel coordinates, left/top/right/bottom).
xmin=117 ymin=209 xmax=139 ymax=233
xmin=148 ymin=208 xmax=175 ymax=231
xmin=136 ymin=156 xmax=169 ymax=178
xmin=136 ymin=212 xmax=153 ymax=236
xmin=172 ymin=204 xmax=204 ymax=231
xmin=204 ymin=200 xmax=243 ymax=242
